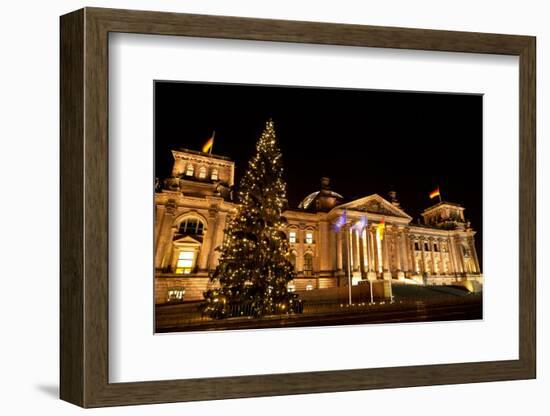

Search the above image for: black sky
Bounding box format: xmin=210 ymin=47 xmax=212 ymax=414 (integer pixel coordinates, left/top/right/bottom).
xmin=154 ymin=81 xmax=483 ymax=264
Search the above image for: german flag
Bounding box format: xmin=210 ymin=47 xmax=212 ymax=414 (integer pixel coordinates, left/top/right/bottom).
xmin=429 ymin=187 xmax=440 ymax=200
xmin=202 ymin=131 xmax=215 ymax=153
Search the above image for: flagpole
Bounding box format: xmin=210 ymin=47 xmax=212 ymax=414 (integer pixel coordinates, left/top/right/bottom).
xmin=348 ymin=227 xmax=352 ymax=306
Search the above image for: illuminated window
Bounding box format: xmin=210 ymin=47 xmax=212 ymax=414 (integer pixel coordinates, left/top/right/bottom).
xmin=176 ymin=250 xmax=195 ymax=274
xmin=305 ymin=232 xmax=313 ymax=244
xmin=167 ymin=288 xmax=185 ymax=302
xmin=185 ymin=164 xmax=194 ymax=176
xmin=178 ymin=218 xmax=205 ymax=236
xmin=306 ymin=284 xmax=314 ymax=291
xmin=198 ymin=166 xmax=207 ymax=179
xmin=304 ymin=253 xmax=313 ymax=276
xmin=211 ymin=168 xmax=219 ymax=181
xmin=287 ymin=283 xmax=296 ymax=292
xmin=289 ymin=231 xmax=297 ymax=243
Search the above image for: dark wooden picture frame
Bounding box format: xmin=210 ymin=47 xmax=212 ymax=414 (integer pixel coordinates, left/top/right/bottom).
xmin=60 ymin=7 xmax=536 ymax=408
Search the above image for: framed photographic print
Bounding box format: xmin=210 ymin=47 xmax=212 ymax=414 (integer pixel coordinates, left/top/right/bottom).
xmin=60 ymin=7 xmax=536 ymax=408
xmin=152 ymin=81 xmax=484 ymax=334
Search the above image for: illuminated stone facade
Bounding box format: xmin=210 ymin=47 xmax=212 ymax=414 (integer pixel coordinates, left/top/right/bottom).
xmin=155 ymin=149 xmax=482 ymax=304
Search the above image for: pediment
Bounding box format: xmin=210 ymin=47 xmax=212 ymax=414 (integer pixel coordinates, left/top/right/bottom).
xmin=173 ymin=235 xmax=202 ymax=246
xmin=337 ymin=194 xmax=412 ymax=219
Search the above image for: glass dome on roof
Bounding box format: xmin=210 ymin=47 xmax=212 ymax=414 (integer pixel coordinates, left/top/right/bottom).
xmin=298 ymin=190 xmax=344 ymax=210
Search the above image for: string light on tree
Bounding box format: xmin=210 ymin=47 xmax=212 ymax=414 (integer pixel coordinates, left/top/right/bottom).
xmin=201 ymin=119 xmax=302 ymax=319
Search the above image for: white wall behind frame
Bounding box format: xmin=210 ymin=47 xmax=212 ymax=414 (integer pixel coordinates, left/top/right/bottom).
xmin=109 ymin=33 xmax=519 ymax=383
xmin=1 ymin=1 xmax=545 ymax=416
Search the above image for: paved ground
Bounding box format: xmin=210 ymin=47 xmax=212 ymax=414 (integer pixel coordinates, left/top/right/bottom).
xmin=155 ymin=290 xmax=482 ymax=333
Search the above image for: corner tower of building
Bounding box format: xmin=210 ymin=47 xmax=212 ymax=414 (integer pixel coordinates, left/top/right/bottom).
xmin=163 ymin=148 xmax=235 ymax=200
xmin=421 ymin=201 xmax=468 ymax=230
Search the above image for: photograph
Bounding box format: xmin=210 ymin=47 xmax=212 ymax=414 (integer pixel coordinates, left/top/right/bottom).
xmin=153 ymin=81 xmax=483 ymax=333
xmin=53 ymin=5 xmax=537 ymax=410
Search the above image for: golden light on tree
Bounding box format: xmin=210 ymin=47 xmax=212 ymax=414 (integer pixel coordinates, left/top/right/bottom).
xmin=201 ymin=119 xmax=302 ymax=319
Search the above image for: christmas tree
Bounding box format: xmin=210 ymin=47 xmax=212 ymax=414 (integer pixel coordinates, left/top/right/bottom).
xmin=201 ymin=119 xmax=302 ymax=319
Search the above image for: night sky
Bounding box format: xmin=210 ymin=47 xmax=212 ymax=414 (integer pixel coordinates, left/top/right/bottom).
xmin=154 ymin=81 xmax=483 ymax=264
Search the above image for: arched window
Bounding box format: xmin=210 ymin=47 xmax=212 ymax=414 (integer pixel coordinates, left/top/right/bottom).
xmin=303 ymin=253 xmax=313 ymax=276
xmin=289 ymin=251 xmax=297 ymax=271
xmin=178 ymin=217 xmax=205 ymax=236
xmin=185 ymin=164 xmax=194 ymax=176
xmin=198 ymin=166 xmax=207 ymax=179
xmin=211 ymin=168 xmax=219 ymax=181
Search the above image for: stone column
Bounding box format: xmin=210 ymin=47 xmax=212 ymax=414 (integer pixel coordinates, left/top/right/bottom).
xmin=350 ymin=228 xmax=358 ymax=273
xmin=400 ymin=229 xmax=409 ymax=275
xmin=347 ymin=228 xmax=353 ymax=272
xmin=154 ymin=206 xmax=166 ymax=267
xmin=377 ymin=227 xmax=383 ymax=276
xmin=373 ymin=229 xmax=379 ymax=274
xmin=448 ymin=236 xmax=459 ymax=275
xmin=154 ymin=205 xmax=165 ymax=249
xmin=409 ymin=235 xmax=417 ymax=274
xmin=469 ymin=236 xmax=481 ymax=273
xmin=452 ymin=237 xmax=465 ymax=275
xmin=336 ymin=229 xmax=343 ymax=273
xmin=350 ymin=228 xmax=357 ymax=272
xmin=429 ymin=238 xmax=437 ymax=275
xmin=198 ymin=214 xmax=217 ymax=273
xmin=382 ymin=227 xmax=391 ymax=280
xmin=395 ymin=229 xmax=404 ymax=279
xmin=436 ymin=240 xmax=442 ymax=274
xmin=386 ymin=228 xmax=393 ymax=272
xmin=420 ymin=237 xmax=427 ymax=274
xmin=318 ymin=220 xmax=331 ymax=274
xmin=358 ymin=229 xmax=366 ymax=279
xmin=155 ymin=200 xmax=177 ymax=271
xmin=437 ymin=238 xmax=445 ymax=275
xmin=355 ymin=229 xmax=361 ymax=272
xmin=342 ymin=226 xmax=351 ymax=283
xmin=365 ymin=226 xmax=374 ymax=272
xmin=296 ymin=229 xmax=304 ymax=273
xmin=163 ymin=227 xmax=177 ymax=271
xmin=204 ymin=213 xmax=219 ymax=271
xmin=329 ymin=227 xmax=337 ymax=272
xmin=367 ymin=227 xmax=377 ymax=280
xmin=411 ymin=235 xmax=418 ymax=274
xmin=362 ymin=229 xmax=369 ymax=274
xmin=404 ymin=233 xmax=412 ymax=273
